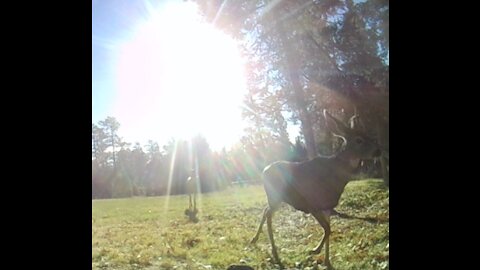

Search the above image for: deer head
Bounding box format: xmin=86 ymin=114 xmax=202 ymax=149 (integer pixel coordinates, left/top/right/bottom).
xmin=323 ymin=110 xmax=381 ymax=160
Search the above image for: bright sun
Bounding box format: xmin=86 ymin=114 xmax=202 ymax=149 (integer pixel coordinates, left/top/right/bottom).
xmin=111 ymin=1 xmax=247 ymax=150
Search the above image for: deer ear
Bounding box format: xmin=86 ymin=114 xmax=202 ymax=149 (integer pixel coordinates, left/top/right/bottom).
xmin=323 ymin=110 xmax=350 ymax=135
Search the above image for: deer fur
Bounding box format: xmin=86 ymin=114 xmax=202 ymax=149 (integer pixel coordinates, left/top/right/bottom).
xmin=186 ymin=171 xmax=199 ymax=212
xmin=250 ymin=110 xmax=381 ymax=269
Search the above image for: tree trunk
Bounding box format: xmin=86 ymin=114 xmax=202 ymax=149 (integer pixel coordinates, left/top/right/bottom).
xmin=296 ymin=89 xmax=317 ymax=159
xmin=278 ymin=22 xmax=317 ymax=159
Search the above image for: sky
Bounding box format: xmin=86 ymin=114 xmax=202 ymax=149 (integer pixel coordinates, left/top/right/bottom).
xmin=92 ymin=0 xmax=299 ymax=151
xmin=93 ymin=0 xmax=145 ymax=123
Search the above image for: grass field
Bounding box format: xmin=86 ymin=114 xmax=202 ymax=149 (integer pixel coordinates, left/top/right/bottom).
xmin=92 ymin=179 xmax=389 ymax=269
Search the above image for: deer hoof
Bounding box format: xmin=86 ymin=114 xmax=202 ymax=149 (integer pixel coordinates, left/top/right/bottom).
xmin=273 ymin=257 xmax=283 ymax=269
xmin=272 ymin=261 xmax=284 ymax=270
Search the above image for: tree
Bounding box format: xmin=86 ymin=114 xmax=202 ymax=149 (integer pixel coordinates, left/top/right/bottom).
xmin=92 ymin=123 xmax=112 ymax=198
xmin=145 ymin=140 xmax=161 ymax=161
xmin=192 ymin=134 xmax=227 ymax=192
xmin=292 ymin=137 xmax=307 ymax=162
xmin=195 ymin=0 xmax=389 ymax=184
xmin=98 ymin=116 xmax=122 ymax=168
xmin=115 ymin=143 xmax=149 ymax=196
xmin=92 ymin=123 xmax=108 ymax=166
xmin=144 ymin=140 xmax=167 ymax=196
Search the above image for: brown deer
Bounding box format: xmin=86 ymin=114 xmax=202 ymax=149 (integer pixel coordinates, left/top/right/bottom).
xmin=185 ymin=169 xmax=199 ymax=221
xmin=250 ymin=110 xmax=382 ymax=269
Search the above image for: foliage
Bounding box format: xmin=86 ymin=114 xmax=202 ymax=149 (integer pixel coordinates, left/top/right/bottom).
xmin=194 ymin=0 xmax=389 ymax=180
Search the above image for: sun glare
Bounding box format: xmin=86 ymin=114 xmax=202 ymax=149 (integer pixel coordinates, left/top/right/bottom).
xmin=112 ymin=1 xmax=247 ymax=150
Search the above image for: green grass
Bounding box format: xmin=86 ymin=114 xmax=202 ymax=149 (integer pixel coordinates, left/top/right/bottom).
xmin=92 ymin=179 xmax=389 ymax=269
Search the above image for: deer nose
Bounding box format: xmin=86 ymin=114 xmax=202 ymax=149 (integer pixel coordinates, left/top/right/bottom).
xmin=373 ymin=149 xmax=381 ymax=157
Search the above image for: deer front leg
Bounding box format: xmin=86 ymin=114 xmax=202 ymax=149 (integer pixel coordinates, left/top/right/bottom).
xmin=311 ymin=212 xmax=330 ymax=254
xmin=193 ymin=193 xmax=197 ymax=212
xmin=189 ymin=194 xmax=193 ymax=210
xmin=250 ymin=206 xmax=268 ymax=244
xmin=311 ymin=211 xmax=332 ymax=269
xmin=310 ymin=234 xmax=326 ymax=255
xmin=324 ymin=214 xmax=331 ymax=269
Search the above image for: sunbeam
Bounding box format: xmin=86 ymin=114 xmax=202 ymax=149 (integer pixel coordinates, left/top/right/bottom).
xmin=163 ymin=139 xmax=178 ymax=218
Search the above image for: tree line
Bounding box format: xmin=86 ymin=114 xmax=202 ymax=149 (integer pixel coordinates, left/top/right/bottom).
xmin=92 ymin=115 xmax=381 ymax=199
xmin=92 ymin=117 xmax=309 ymax=199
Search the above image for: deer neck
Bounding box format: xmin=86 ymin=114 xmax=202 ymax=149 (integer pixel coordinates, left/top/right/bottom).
xmin=335 ymin=150 xmax=362 ymax=174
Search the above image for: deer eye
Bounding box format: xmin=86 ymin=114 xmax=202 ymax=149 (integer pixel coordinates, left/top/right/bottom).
xmin=355 ymin=137 xmax=364 ymax=144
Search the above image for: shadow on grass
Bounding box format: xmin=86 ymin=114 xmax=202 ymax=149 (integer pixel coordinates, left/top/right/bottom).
xmin=331 ymin=209 xmax=388 ymax=223
xmin=184 ymin=208 xmax=199 ymax=223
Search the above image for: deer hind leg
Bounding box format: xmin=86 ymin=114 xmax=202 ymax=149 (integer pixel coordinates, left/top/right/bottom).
xmin=266 ymin=207 xmax=283 ymax=268
xmin=311 ymin=211 xmax=332 ymax=269
xmin=250 ymin=206 xmax=268 ymax=244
